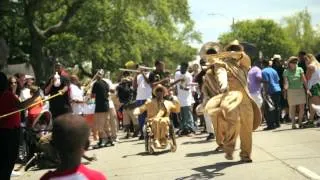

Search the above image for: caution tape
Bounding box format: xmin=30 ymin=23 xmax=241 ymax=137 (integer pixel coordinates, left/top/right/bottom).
xmin=0 ymin=92 xmax=62 ymax=119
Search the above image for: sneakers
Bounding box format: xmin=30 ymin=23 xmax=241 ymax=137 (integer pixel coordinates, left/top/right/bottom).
xmin=93 ymin=138 xmax=106 ymax=149
xmin=206 ymin=133 xmax=215 ymax=141
xmin=240 ymin=158 xmax=253 ymax=163
xmin=139 ymin=135 xmax=144 ymax=140
xmin=105 ymin=137 xmax=114 ymax=146
xmin=214 ymin=146 xmax=224 ymax=152
xmin=292 ymin=124 xmax=297 ymax=129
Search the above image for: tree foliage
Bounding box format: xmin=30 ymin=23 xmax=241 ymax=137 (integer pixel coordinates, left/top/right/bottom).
xmin=282 ymin=9 xmax=320 ymax=54
xmin=1 ymin=0 xmax=200 ymax=81
xmin=219 ymin=9 xmax=320 ymax=60
xmin=219 ymin=19 xmax=297 ymax=60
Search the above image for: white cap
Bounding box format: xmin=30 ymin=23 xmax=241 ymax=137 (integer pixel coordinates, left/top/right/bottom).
xmin=273 ymin=54 xmax=281 ymax=60
xmin=25 ymin=75 xmax=34 ymax=79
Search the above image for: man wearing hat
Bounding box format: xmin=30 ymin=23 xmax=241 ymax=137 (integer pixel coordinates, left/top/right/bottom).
xmin=197 ymin=42 xmax=222 ymax=142
xmin=204 ymin=40 xmax=261 ymax=162
xmin=134 ymin=84 xmax=180 ymax=148
xmin=92 ymin=69 xmax=114 ymax=148
xmin=117 ymin=62 xmax=139 ymax=138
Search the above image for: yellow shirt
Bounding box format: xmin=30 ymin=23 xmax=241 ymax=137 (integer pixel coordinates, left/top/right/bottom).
xmin=136 ymin=98 xmax=180 ymax=119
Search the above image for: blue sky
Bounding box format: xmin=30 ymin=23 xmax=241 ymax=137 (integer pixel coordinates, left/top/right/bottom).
xmin=188 ymin=0 xmax=320 ymax=49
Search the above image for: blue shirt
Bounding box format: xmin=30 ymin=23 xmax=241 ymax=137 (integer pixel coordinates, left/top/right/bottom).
xmin=262 ymin=67 xmax=281 ymax=94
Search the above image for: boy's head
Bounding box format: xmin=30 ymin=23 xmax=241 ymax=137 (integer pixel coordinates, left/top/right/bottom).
xmin=52 ymin=114 xmax=90 ymax=156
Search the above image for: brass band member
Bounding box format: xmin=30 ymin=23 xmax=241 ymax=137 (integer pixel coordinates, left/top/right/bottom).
xmin=117 ymin=62 xmax=139 ymax=138
xmin=205 ymin=40 xmax=261 ymax=163
xmin=198 ymin=42 xmax=223 ymax=146
xmin=91 ymin=70 xmax=114 ymax=148
xmin=134 ymin=84 xmax=180 ymax=148
xmin=148 ymin=60 xmax=170 ymax=88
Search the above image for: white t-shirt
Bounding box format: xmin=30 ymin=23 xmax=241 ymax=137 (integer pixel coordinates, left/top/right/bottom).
xmin=20 ymin=88 xmax=31 ymax=101
xmin=70 ymin=83 xmax=84 ymax=114
xmin=136 ymin=73 xmax=152 ymax=100
xmin=175 ymin=71 xmax=194 ymax=106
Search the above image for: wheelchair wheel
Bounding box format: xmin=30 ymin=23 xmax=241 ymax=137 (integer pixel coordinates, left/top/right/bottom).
xmin=169 ymin=123 xmax=177 ymax=152
xmin=25 ymin=154 xmax=38 ymax=171
xmin=18 ymin=140 xmax=29 ymax=163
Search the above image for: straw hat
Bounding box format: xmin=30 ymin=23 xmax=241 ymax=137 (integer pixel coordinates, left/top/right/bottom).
xmin=205 ymin=91 xmax=243 ymax=116
xmin=152 ymin=84 xmax=168 ymax=96
xmin=199 ymin=42 xmax=222 ymax=59
xmin=225 ymin=39 xmax=244 ymax=52
xmin=205 ymin=51 xmax=251 ymax=71
xmin=287 ymin=56 xmax=299 ymax=64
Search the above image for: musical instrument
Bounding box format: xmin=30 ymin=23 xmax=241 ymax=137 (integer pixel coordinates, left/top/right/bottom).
xmin=138 ymin=65 xmax=154 ymax=70
xmin=83 ymin=70 xmax=103 ymax=95
xmin=119 ymin=65 xmax=154 ymax=73
xmin=119 ymin=68 xmax=140 ymax=73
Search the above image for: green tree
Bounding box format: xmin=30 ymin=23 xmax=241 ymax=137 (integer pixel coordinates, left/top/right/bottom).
xmin=1 ymin=0 xmax=200 ymax=81
xmin=282 ymin=9 xmax=320 ymax=53
xmin=219 ymin=19 xmax=298 ymax=59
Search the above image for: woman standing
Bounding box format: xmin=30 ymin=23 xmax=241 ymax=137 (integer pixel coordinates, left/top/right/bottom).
xmin=69 ymin=75 xmax=85 ymax=115
xmin=283 ymin=57 xmax=310 ymax=129
xmin=305 ymin=54 xmax=320 ymax=124
xmin=0 ymin=72 xmax=39 ymax=179
xmin=8 ymin=76 xmax=18 ymax=96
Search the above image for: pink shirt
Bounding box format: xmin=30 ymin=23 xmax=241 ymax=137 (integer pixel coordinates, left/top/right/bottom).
xmin=40 ymin=164 xmax=106 ymax=180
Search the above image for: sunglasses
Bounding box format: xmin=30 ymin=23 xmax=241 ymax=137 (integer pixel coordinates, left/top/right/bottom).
xmin=10 ymin=81 xmax=17 ymax=84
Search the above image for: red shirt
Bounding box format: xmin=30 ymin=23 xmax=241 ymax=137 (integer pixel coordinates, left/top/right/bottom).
xmin=0 ymin=90 xmax=20 ymax=129
xmin=40 ymin=164 xmax=106 ymax=180
xmin=27 ymin=96 xmax=43 ymax=125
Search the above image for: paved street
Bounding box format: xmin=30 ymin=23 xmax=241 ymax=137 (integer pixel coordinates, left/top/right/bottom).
xmin=15 ymin=124 xmax=320 ymax=180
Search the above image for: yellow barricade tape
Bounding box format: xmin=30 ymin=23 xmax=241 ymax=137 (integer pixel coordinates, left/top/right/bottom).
xmin=0 ymin=92 xmax=62 ymax=119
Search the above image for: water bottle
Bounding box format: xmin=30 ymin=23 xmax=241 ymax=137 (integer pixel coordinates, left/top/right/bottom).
xmin=53 ymin=72 xmax=61 ymax=87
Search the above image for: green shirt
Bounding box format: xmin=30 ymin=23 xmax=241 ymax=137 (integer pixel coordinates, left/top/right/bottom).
xmin=283 ymin=67 xmax=304 ymax=89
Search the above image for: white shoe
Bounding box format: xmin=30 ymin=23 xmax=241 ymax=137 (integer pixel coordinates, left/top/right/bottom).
xmin=11 ymin=171 xmax=21 ymax=177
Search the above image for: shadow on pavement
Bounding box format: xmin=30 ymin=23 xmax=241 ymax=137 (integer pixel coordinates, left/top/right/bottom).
xmin=122 ymin=150 xmax=171 ymax=158
xmin=272 ymin=128 xmax=302 ymax=132
xmin=181 ymin=140 xmax=212 ymax=145
xmin=185 ymin=150 xmax=223 ymax=157
xmin=175 ymin=161 xmax=243 ymax=180
xmin=117 ymin=138 xmax=140 ymax=143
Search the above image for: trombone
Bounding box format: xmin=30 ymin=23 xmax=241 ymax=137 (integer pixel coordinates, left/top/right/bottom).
xmin=119 ymin=65 xmax=154 ymax=73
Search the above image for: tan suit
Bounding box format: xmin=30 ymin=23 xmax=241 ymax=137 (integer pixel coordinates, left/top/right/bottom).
xmin=202 ymin=70 xmax=225 ymax=147
xmin=205 ymin=53 xmax=261 ymax=160
xmin=135 ymin=98 xmax=180 ymax=145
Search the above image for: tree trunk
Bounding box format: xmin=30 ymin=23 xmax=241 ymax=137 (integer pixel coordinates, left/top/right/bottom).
xmin=30 ymin=32 xmax=49 ymax=82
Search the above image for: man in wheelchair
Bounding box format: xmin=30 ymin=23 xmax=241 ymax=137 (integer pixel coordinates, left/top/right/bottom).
xmin=134 ymin=84 xmax=180 ymax=149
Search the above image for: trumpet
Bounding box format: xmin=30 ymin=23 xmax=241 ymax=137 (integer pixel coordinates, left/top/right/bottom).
xmin=138 ymin=65 xmax=154 ymax=70
xmin=119 ymin=68 xmax=140 ymax=73
xmin=119 ymin=65 xmax=154 ymax=73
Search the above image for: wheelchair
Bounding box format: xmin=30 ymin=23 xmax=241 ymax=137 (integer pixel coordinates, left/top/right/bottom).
xmin=144 ymin=118 xmax=177 ymax=154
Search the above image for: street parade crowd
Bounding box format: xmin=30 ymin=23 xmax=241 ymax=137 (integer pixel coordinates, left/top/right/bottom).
xmin=1 ymin=40 xmax=320 ymax=180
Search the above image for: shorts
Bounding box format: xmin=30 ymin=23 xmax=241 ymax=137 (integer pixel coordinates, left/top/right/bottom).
xmin=310 ymin=83 xmax=320 ymax=96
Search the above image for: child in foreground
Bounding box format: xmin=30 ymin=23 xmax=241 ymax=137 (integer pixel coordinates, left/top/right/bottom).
xmin=40 ymin=114 xmax=106 ymax=180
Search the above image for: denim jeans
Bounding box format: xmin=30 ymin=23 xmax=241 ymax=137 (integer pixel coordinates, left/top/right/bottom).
xmin=180 ymin=106 xmax=195 ymax=131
